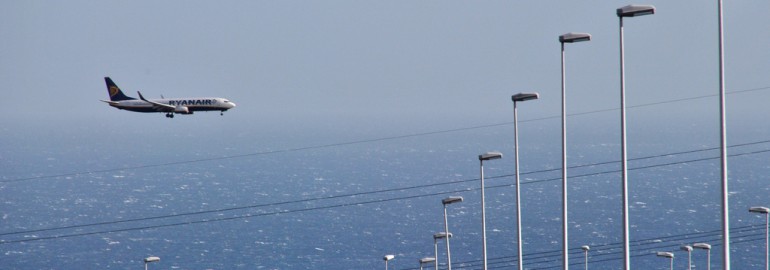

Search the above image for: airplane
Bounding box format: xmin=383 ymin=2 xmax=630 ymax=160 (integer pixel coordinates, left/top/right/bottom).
xmin=101 ymin=77 xmax=236 ymax=118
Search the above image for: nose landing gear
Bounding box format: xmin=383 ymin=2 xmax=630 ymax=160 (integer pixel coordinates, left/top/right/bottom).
xmin=165 ymin=113 xmax=174 ymax=118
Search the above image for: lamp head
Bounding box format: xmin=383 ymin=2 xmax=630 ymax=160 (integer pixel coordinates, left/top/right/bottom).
xmin=512 ymin=92 xmax=540 ymax=102
xmin=617 ymin=4 xmax=655 ymax=17
xmin=434 ymin=232 xmax=452 ymax=239
xmin=559 ymin=32 xmax=591 ymax=43
xmin=384 ymin=255 xmax=395 ymax=261
xmin=656 ymin=251 xmax=674 ymax=258
xmin=479 ymin=151 xmax=503 ymax=161
xmin=693 ymin=243 xmax=711 ymax=250
xmin=442 ymin=196 xmax=463 ymax=205
xmin=419 ymin=257 xmax=436 ymax=264
xmin=144 ymin=256 xmax=160 ymax=263
xmin=749 ymin=206 xmax=770 ymax=214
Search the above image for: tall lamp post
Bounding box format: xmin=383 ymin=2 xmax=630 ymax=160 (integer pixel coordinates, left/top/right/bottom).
xmin=434 ymin=232 xmax=451 ymax=270
xmin=479 ymin=151 xmax=503 ymax=270
xmin=717 ymin=1 xmax=730 ymax=268
xmin=511 ymin=92 xmax=539 ymax=270
xmin=693 ymin=243 xmax=711 ymax=270
xmin=442 ymin=196 xmax=463 ymax=270
xmin=616 ymin=5 xmax=655 ymax=269
xmin=419 ymin=257 xmax=436 ymax=270
xmin=681 ymin=245 xmax=693 ymax=270
xmin=144 ymin=256 xmax=160 ymax=270
xmin=750 ymin=206 xmax=770 ymax=270
xmin=384 ymin=254 xmax=395 ymax=270
xmin=656 ymin=252 xmax=674 ymax=270
xmin=558 ymin=32 xmax=590 ymax=270
xmin=581 ymin=245 xmax=590 ymax=270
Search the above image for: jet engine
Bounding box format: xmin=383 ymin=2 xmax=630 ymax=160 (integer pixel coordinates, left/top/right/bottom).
xmin=174 ymin=106 xmax=191 ymax=114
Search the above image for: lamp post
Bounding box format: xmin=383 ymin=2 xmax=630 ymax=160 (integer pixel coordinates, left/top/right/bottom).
xmin=384 ymin=254 xmax=395 ymax=270
xmin=693 ymin=243 xmax=711 ymax=270
xmin=656 ymin=252 xmax=674 ymax=270
xmin=558 ymin=31 xmax=590 ymax=270
xmin=617 ymin=5 xmax=655 ymax=269
xmin=442 ymin=196 xmax=462 ymax=270
xmin=681 ymin=245 xmax=693 ymax=270
xmin=511 ymin=92 xmax=539 ymax=270
xmin=750 ymin=206 xmax=770 ymax=270
xmin=144 ymin=256 xmax=160 ymax=270
xmin=717 ymin=1 xmax=730 ymax=268
xmin=479 ymin=151 xmax=503 ymax=270
xmin=581 ymin=245 xmax=590 ymax=270
xmin=434 ymin=233 xmax=451 ymax=270
xmin=420 ymin=257 xmax=436 ymax=270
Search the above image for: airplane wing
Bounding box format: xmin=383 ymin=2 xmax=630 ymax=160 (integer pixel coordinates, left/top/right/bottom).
xmin=138 ymin=91 xmax=175 ymax=112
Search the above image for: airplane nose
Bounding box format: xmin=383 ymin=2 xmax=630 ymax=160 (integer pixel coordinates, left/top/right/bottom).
xmin=229 ymin=102 xmax=236 ymax=108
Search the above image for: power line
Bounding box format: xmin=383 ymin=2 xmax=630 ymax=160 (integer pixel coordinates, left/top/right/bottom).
xmin=1 ymin=141 xmax=768 ymax=244
xmin=3 ymin=86 xmax=768 ymax=184
xmin=400 ymin=224 xmax=767 ymax=270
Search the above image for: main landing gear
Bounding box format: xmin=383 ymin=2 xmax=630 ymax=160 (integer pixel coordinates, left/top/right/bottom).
xmin=165 ymin=113 xmax=174 ymax=118
xmin=220 ymin=111 xmax=224 ymax=116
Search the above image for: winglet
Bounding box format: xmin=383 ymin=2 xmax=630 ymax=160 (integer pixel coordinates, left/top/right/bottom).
xmin=137 ymin=91 xmax=147 ymax=101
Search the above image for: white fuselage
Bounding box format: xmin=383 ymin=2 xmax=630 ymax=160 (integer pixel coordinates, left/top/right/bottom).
xmin=110 ymin=97 xmax=236 ymax=113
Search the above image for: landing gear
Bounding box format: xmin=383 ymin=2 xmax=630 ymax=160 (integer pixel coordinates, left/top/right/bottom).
xmin=165 ymin=113 xmax=174 ymax=118
xmin=220 ymin=111 xmax=224 ymax=116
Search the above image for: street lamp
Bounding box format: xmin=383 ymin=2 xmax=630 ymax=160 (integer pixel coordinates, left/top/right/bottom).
xmin=581 ymin=245 xmax=590 ymax=270
xmin=656 ymin=252 xmax=674 ymax=270
xmin=442 ymin=196 xmax=462 ymax=270
xmin=681 ymin=245 xmax=693 ymax=270
xmin=750 ymin=206 xmax=770 ymax=270
xmin=434 ymin=232 xmax=451 ymax=270
xmin=693 ymin=243 xmax=711 ymax=270
xmin=384 ymin=254 xmax=395 ymax=270
xmin=558 ymin=31 xmax=590 ymax=270
xmin=479 ymin=151 xmax=503 ymax=270
xmin=511 ymin=92 xmax=539 ymax=270
xmin=144 ymin=256 xmax=160 ymax=270
xmin=616 ymin=5 xmax=655 ymax=270
xmin=716 ymin=1 xmax=730 ymax=268
xmin=419 ymin=257 xmax=436 ymax=270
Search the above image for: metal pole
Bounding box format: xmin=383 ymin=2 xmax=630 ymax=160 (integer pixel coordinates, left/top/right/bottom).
xmin=435 ymin=237 xmax=439 ymax=270
xmin=145 ymin=262 xmax=149 ymax=270
xmin=584 ymin=249 xmax=588 ymax=270
xmin=619 ymin=16 xmax=631 ymax=270
xmin=670 ymin=257 xmax=674 ymax=270
xmin=514 ymin=100 xmax=524 ymax=270
xmin=688 ymin=249 xmax=692 ymax=270
xmin=717 ymin=1 xmax=730 ymax=269
xmin=707 ymin=249 xmax=711 ymax=270
xmin=766 ymin=213 xmax=769 ymax=270
xmin=443 ymin=205 xmax=453 ymax=270
xmin=560 ymin=40 xmax=570 ymax=270
xmin=480 ymin=159 xmax=488 ymax=270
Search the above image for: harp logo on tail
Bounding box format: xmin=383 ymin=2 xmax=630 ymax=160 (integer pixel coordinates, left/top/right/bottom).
xmin=109 ymin=86 xmax=120 ymax=97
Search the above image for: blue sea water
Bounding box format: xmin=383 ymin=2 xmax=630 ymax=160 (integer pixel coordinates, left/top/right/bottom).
xmin=1 ymin=115 xmax=769 ymax=270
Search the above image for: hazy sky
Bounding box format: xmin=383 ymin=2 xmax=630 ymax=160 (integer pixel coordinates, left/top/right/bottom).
xmin=1 ymin=1 xmax=769 ymax=138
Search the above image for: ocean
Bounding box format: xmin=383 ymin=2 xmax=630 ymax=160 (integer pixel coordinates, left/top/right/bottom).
xmin=2 ymin=116 xmax=769 ymax=269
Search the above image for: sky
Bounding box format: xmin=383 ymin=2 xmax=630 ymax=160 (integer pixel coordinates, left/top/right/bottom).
xmin=2 ymin=1 xmax=769 ymax=136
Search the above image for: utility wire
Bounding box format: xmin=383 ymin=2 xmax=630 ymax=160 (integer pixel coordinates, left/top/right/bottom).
xmin=400 ymin=225 xmax=766 ymax=270
xmin=3 ymin=86 xmax=768 ymax=184
xmin=1 ymin=142 xmax=768 ymax=244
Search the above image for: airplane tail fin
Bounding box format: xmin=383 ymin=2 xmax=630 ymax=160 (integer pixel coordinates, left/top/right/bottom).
xmin=104 ymin=77 xmax=136 ymax=101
